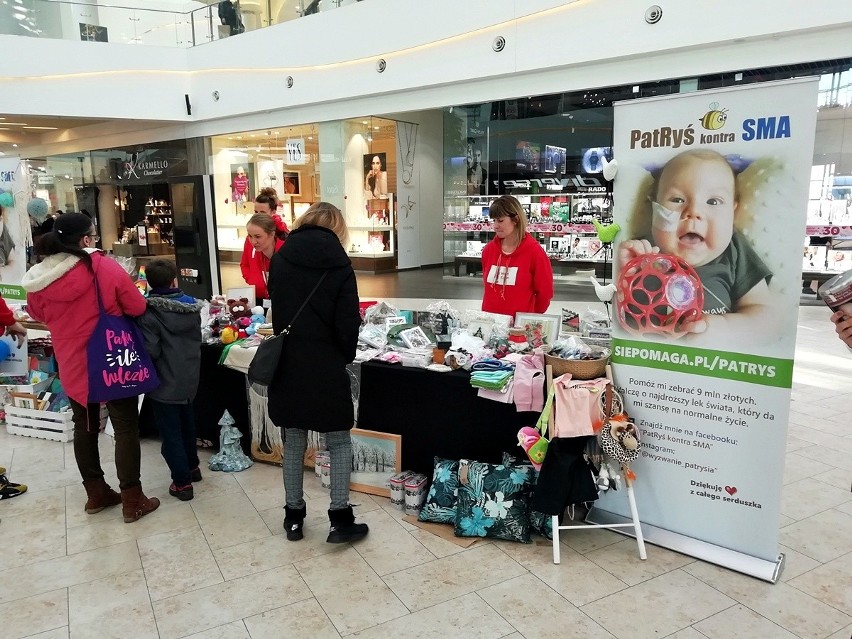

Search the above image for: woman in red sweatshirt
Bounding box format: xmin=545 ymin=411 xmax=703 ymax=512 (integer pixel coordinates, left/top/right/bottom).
xmin=481 ymin=195 xmax=554 ymax=318
xmin=240 ymin=188 xmax=288 ymax=304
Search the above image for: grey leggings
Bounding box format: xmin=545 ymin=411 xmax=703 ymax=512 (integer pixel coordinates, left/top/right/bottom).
xmin=283 ymin=428 xmax=351 ymax=511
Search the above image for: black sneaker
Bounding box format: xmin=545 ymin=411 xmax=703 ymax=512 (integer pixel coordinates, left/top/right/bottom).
xmin=169 ymin=483 xmax=194 ymax=501
xmin=190 ymin=467 xmax=203 ymax=483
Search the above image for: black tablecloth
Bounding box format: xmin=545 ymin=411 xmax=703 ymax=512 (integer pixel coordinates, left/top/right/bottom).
xmin=192 ymin=343 xmax=252 ymax=454
xmin=356 ymin=360 xmax=540 ymax=476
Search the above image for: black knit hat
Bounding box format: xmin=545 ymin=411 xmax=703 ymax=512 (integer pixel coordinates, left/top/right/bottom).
xmin=54 ymin=212 xmax=93 ymax=239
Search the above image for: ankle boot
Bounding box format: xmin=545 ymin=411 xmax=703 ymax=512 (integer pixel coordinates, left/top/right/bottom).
xmin=121 ymin=485 xmax=160 ymax=523
xmin=327 ymin=506 xmax=368 ymax=544
xmin=82 ymin=478 xmax=122 ymax=514
xmin=283 ymin=505 xmax=307 ymax=541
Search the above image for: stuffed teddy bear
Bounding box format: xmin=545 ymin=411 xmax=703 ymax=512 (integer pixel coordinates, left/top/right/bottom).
xmin=227 ymin=298 xmax=252 ymax=320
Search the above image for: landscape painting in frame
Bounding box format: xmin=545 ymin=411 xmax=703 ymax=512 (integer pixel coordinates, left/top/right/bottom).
xmin=349 ymin=428 xmax=401 ymax=497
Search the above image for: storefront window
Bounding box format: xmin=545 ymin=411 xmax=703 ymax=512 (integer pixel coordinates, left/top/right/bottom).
xmin=444 ymin=59 xmax=852 ymax=282
xmin=442 ymin=96 xmax=616 ymax=277
xmin=211 ymin=116 xmax=401 ymax=294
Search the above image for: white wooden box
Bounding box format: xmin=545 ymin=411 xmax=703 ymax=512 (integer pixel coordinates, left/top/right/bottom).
xmin=4 ymin=404 xmax=74 ymax=442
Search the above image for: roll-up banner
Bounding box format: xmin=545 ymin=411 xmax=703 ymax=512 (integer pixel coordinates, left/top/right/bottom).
xmin=589 ymin=78 xmax=819 ymax=582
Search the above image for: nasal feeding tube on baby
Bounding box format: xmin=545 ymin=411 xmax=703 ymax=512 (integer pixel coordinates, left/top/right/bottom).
xmin=650 ymin=202 xmax=700 ymax=310
xmin=651 ymin=201 xmax=680 ymax=232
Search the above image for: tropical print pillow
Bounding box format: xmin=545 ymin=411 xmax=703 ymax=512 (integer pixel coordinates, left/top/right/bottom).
xmin=454 ymin=460 xmax=533 ymax=543
xmin=418 ymin=458 xmax=460 ymax=524
xmin=502 ymin=452 xmax=553 ymax=540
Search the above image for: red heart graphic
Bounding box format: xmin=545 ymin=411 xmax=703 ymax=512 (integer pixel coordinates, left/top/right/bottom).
xmin=725 ymin=486 xmax=737 ymax=496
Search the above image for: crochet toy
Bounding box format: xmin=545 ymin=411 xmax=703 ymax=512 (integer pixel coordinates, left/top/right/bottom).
xmin=227 ymin=298 xmax=252 ymax=319
xmin=517 ymin=427 xmax=548 ymax=471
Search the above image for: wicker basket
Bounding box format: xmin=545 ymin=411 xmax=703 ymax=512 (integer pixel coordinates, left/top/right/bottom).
xmin=544 ymin=352 xmax=609 ymax=380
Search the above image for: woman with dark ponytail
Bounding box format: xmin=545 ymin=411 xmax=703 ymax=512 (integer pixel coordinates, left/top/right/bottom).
xmin=22 ymin=213 xmax=160 ymax=523
xmin=240 ymin=187 xmax=288 ymax=304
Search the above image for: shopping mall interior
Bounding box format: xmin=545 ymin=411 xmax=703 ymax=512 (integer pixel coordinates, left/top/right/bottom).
xmin=1 ymin=1 xmax=851 ymax=637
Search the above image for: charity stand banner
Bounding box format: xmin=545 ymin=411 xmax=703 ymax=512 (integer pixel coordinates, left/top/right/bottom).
xmin=590 ymin=78 xmax=819 ymax=581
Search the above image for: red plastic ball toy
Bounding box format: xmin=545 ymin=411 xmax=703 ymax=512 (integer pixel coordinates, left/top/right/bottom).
xmin=616 ymin=253 xmax=704 ymax=336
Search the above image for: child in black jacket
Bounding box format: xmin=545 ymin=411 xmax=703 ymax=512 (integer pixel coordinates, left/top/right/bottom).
xmin=137 ymin=259 xmax=205 ymax=501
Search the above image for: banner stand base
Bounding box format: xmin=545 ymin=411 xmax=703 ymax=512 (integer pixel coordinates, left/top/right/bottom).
xmin=586 ymin=506 xmax=785 ymax=583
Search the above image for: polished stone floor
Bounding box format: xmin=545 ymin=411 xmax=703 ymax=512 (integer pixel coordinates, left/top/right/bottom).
xmin=0 ymin=272 xmax=850 ymax=639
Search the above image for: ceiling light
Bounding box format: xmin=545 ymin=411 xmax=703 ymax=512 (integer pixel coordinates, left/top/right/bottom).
xmin=1 ymin=123 xmax=28 ymax=126
xmin=12 ymin=144 xmax=18 ymax=147
xmin=362 ymin=121 xmax=368 ymax=125
xmin=23 ymin=126 xmax=58 ymax=130
xmin=374 ymin=126 xmax=379 ymax=130
xmin=64 ymin=174 xmax=70 ymax=178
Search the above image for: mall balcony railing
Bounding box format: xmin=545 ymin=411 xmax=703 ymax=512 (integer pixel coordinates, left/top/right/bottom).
xmin=0 ymin=0 xmax=362 ymax=48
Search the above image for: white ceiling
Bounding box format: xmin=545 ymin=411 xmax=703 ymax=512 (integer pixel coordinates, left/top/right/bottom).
xmin=0 ymin=114 xmax=120 ymax=156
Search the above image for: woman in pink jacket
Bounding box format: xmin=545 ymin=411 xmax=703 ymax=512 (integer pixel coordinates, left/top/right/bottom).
xmin=22 ymin=213 xmax=159 ymax=523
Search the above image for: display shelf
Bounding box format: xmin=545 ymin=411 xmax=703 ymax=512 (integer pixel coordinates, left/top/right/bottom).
xmin=347 ymin=194 xmax=395 ymax=265
xmin=348 ymin=251 xmax=393 ymax=258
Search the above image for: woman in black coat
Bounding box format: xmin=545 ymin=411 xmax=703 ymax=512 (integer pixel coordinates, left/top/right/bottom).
xmin=267 ymin=202 xmax=368 ymax=544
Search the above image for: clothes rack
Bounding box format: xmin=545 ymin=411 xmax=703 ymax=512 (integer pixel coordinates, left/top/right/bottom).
xmin=546 ymin=364 xmax=647 ymax=563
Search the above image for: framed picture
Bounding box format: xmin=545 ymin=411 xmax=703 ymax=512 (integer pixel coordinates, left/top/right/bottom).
xmin=9 ymin=392 xmax=38 ymax=410
xmin=230 ymin=163 xmax=255 ymax=205
xmin=363 ymin=153 xmax=388 ymax=199
xmin=349 ymin=428 xmax=402 ymax=497
xmin=282 ymin=171 xmax=301 ymax=197
xmin=399 ymin=326 xmax=431 ymax=349
xmin=514 ymin=313 xmax=560 ymax=349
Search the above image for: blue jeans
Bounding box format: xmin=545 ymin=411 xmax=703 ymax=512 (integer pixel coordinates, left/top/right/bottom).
xmin=150 ymin=401 xmax=199 ymax=486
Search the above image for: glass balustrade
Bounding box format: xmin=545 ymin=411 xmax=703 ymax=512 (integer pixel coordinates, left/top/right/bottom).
xmin=0 ymin=0 xmax=362 ymax=47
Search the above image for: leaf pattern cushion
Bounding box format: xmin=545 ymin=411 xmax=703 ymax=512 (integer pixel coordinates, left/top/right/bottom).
xmin=502 ymin=452 xmax=553 ymax=540
xmin=454 ymin=460 xmax=533 ymax=543
xmin=418 ymin=458 xmax=460 ymax=524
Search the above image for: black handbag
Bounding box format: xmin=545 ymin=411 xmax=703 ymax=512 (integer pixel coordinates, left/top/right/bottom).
xmin=247 ymin=271 xmax=328 ymax=389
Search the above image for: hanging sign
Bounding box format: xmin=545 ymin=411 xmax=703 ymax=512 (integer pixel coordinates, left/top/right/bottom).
xmin=591 ymin=78 xmax=819 ymax=582
xmin=286 ymin=138 xmax=306 ymax=165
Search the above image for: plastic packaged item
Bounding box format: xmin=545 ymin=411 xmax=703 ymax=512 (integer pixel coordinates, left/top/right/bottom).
xmin=404 ymin=473 xmax=428 ymax=516
xmin=390 ymin=471 xmax=416 ymax=510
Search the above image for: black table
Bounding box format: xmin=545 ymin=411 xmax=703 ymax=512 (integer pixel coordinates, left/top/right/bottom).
xmin=193 ymin=343 xmax=252 ymax=454
xmin=356 ymin=360 xmax=541 ymax=476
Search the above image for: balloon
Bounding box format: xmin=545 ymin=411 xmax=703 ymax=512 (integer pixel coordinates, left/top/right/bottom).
xmin=0 ymin=192 xmax=14 ymax=208
xmin=0 ymin=340 xmax=10 ymax=361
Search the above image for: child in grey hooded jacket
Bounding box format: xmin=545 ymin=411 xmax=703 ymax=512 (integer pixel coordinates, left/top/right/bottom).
xmin=137 ymin=259 xmax=205 ymax=501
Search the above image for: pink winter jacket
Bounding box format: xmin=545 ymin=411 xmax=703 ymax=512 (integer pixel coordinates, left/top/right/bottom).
xmin=22 ymin=252 xmax=146 ymax=405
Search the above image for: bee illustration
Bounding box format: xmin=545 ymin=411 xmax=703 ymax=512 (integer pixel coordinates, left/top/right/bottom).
xmin=700 ymin=102 xmax=728 ymax=130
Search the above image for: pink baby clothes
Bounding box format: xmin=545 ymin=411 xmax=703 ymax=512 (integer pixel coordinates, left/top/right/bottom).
xmin=513 ymin=352 xmax=545 ymax=412
xmin=552 ymin=374 xmax=610 ymax=438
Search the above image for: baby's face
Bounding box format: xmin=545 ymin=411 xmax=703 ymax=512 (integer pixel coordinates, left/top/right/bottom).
xmin=651 ymin=155 xmax=736 ymax=267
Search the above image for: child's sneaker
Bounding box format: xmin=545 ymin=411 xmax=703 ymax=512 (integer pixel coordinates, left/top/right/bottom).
xmin=190 ymin=467 xmax=203 ymax=483
xmin=0 ymin=472 xmax=27 ymax=500
xmin=169 ymin=483 xmax=194 ymax=501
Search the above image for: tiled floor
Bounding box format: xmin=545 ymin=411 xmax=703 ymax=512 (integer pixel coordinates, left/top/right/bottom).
xmin=1 ymin=290 xmax=850 ymax=638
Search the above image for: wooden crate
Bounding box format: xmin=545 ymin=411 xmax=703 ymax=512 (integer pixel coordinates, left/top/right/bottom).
xmin=4 ymin=404 xmax=74 ymax=442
